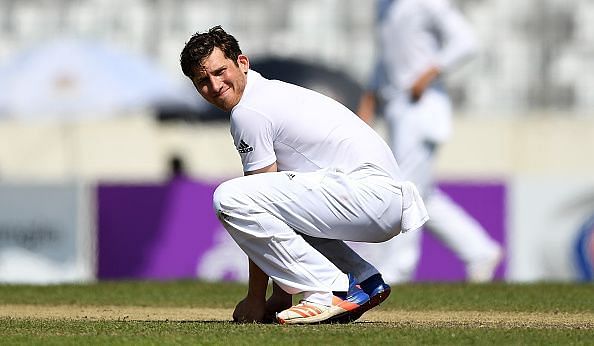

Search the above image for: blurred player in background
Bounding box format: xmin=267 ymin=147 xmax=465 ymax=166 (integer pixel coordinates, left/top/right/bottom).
xmin=356 ymin=0 xmax=502 ymax=283
xmin=180 ymin=26 xmax=428 ymax=324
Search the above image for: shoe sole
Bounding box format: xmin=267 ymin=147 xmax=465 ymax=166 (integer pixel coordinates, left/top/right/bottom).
xmin=277 ymin=292 xmax=370 ymax=325
xmin=277 ymin=303 xmax=356 ymax=325
xmin=329 ymin=286 xmax=391 ymax=324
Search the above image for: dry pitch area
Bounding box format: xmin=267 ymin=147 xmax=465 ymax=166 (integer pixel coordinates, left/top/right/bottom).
xmin=3 ymin=305 xmax=593 ymax=329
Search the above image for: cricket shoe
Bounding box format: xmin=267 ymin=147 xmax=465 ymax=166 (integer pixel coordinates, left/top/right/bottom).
xmin=467 ymin=246 xmax=503 ymax=283
xmin=332 ymin=280 xmax=391 ymax=324
xmin=276 ymin=275 xmax=370 ymax=325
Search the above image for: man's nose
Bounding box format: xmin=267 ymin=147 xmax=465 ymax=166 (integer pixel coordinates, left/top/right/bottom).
xmin=209 ymin=76 xmax=223 ymax=92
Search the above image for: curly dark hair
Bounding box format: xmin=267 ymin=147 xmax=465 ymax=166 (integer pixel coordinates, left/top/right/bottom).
xmin=180 ymin=26 xmax=242 ymax=78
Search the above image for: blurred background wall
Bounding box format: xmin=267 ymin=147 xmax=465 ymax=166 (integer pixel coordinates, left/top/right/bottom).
xmin=2 ymin=0 xmax=594 ymax=114
xmin=0 ymin=0 xmax=593 ymax=283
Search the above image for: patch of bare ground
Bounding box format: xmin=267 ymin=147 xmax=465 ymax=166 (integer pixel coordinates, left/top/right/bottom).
xmin=2 ymin=305 xmax=593 ymax=329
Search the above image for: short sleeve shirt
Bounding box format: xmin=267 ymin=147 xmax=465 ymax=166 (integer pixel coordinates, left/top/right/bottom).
xmin=230 ymin=70 xmax=401 ymax=178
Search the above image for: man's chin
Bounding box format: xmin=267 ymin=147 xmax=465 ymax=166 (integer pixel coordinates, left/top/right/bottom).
xmin=216 ymin=104 xmax=232 ymax=112
xmin=210 ymin=100 xmax=231 ymax=112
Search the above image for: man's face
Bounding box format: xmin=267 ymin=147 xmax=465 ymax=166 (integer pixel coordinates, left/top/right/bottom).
xmin=191 ymin=47 xmax=249 ymax=112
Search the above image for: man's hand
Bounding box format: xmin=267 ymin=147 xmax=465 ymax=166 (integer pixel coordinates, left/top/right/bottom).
xmin=232 ymin=260 xmax=271 ymax=323
xmin=263 ymin=282 xmax=293 ymax=322
xmin=410 ymin=66 xmax=440 ymax=102
xmin=233 ymin=296 xmax=267 ymax=323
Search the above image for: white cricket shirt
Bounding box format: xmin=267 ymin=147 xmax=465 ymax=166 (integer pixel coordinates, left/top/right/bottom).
xmin=230 ymin=70 xmax=400 ymax=178
xmin=378 ymin=0 xmax=477 ymax=97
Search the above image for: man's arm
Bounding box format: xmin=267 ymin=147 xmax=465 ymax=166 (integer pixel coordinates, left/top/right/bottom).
xmin=357 ymin=53 xmax=388 ymax=125
xmin=233 ymin=162 xmax=285 ymax=323
xmin=232 ymin=259 xmax=270 ymax=322
xmin=410 ymin=65 xmax=440 ymax=102
xmin=410 ymin=1 xmax=476 ymax=103
xmin=430 ymin=0 xmax=477 ymax=72
xmin=245 ymin=162 xmax=278 ymax=175
xmin=357 ymin=91 xmax=378 ymax=125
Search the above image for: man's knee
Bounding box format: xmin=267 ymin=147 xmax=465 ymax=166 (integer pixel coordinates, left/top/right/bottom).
xmin=212 ymin=179 xmax=251 ymax=216
xmin=213 ymin=180 xmax=236 ymax=213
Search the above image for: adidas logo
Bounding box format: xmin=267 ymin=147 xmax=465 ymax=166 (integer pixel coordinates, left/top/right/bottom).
xmin=237 ymin=139 xmax=254 ymax=153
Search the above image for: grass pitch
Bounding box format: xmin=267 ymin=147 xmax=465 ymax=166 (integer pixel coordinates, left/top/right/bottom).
xmin=1 ymin=281 xmax=593 ymax=345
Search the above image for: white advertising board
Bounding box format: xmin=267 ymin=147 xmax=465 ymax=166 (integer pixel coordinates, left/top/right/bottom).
xmin=508 ymin=176 xmax=594 ymax=281
xmin=0 ymin=183 xmax=95 ymax=283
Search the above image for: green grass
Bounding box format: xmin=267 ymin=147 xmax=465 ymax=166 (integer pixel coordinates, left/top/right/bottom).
xmin=1 ymin=281 xmax=593 ymax=345
xmin=1 ymin=280 xmax=592 ymax=312
xmin=1 ymin=319 xmax=593 ymax=345
xmin=391 ymin=282 xmax=594 ymax=312
xmin=0 ymin=280 xmax=245 ymax=309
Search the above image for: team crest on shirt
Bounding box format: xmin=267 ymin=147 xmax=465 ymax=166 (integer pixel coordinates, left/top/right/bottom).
xmin=237 ymin=139 xmax=254 ymax=153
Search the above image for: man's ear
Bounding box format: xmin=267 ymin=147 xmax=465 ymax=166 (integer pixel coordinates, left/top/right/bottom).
xmin=237 ymin=54 xmax=249 ymax=73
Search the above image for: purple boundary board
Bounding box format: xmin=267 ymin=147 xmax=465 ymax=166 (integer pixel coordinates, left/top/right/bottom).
xmin=97 ymin=178 xmax=220 ymax=280
xmin=414 ymin=181 xmax=506 ymax=281
xmin=97 ymin=179 xmax=506 ymax=281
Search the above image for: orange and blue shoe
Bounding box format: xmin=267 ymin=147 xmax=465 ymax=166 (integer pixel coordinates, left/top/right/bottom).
xmin=276 ymin=274 xmax=370 ymax=325
xmin=332 ymin=274 xmax=391 ymax=323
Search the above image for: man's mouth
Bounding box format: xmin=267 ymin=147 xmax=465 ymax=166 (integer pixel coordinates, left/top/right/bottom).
xmin=216 ymin=88 xmax=230 ymax=99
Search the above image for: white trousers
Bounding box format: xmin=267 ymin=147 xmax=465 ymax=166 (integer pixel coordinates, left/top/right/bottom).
xmin=352 ymin=189 xmax=501 ymax=283
xmin=356 ymin=88 xmax=500 ymax=283
xmin=213 ymin=164 xmax=426 ymax=304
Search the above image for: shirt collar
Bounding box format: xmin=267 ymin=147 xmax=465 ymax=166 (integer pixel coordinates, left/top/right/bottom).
xmin=234 ymin=69 xmax=261 ymax=111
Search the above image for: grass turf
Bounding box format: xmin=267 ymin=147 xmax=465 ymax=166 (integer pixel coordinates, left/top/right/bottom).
xmin=2 ymin=319 xmax=594 ymax=345
xmin=1 ymin=281 xmax=593 ymax=345
xmin=0 ymin=280 xmax=592 ymax=312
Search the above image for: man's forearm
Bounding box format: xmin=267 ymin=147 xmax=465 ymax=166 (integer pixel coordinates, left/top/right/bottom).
xmin=357 ymin=91 xmax=377 ymax=125
xmin=232 ymin=260 xmax=270 ymax=322
xmin=247 ymin=259 xmax=269 ymax=300
xmin=411 ymin=66 xmax=440 ymax=102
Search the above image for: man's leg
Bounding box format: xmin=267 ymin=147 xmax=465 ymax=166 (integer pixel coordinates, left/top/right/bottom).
xmin=300 ymin=235 xmax=393 ymax=322
xmin=259 ymin=233 xmax=392 ymax=323
xmin=214 ymin=169 xmax=402 ymax=296
xmin=213 ymin=168 xmax=407 ymax=323
xmin=425 ymin=189 xmax=503 ymax=282
xmin=349 ymin=229 xmax=422 ymax=283
xmin=300 ymin=235 xmax=379 ymax=284
xmin=356 ymin=112 xmax=433 ymax=283
xmin=214 ymin=183 xmax=348 ymax=306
